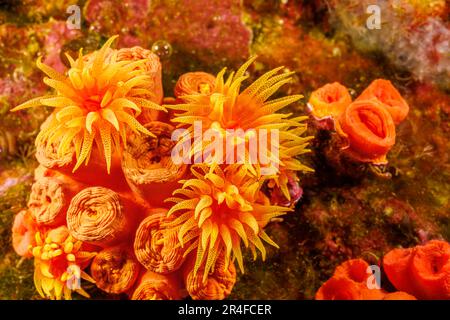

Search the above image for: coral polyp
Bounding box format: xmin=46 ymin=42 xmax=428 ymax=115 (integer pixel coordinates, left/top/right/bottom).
xmin=12 ymin=36 xmax=165 ymax=173
xmin=31 ymin=226 xmax=97 ymax=300
xmin=165 ymin=164 xmax=291 ymax=281
xmin=168 ymin=56 xmax=312 ymax=178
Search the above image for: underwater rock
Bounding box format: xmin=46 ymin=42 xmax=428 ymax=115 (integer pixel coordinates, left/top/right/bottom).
xmin=252 ymin=18 xmax=381 ymax=94
xmin=328 ymin=0 xmax=450 ymax=90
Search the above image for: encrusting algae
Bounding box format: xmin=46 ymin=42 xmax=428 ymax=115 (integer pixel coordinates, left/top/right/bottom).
xmin=10 ymin=36 xmax=315 ymax=300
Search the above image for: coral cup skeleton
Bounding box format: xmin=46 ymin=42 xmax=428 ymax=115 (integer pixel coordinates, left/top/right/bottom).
xmin=11 ymin=35 xmax=166 ymax=173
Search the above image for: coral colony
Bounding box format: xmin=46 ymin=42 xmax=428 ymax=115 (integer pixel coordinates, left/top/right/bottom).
xmin=7 ymin=21 xmax=450 ymax=300
xmin=11 ymin=36 xmax=313 ymax=300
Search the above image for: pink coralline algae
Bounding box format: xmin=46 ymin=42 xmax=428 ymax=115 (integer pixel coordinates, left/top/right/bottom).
xmin=83 ymin=0 xmax=151 ymax=38
xmin=146 ymin=0 xmax=252 ymax=65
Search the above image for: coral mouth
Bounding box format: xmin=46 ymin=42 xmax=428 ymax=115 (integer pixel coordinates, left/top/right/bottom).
xmin=358 ymin=109 xmax=386 ymax=139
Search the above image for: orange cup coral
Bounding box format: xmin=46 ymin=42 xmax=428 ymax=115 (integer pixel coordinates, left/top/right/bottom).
xmin=383 ymin=292 xmax=417 ymax=300
xmin=336 ymin=99 xmax=396 ymax=164
xmin=168 ymin=56 xmax=312 ymax=180
xmin=12 ymin=210 xmax=37 ymax=258
xmin=131 ymin=271 xmax=184 ymax=300
xmin=11 ymin=39 xmax=315 ymax=300
xmin=116 ymin=46 xmax=164 ymax=123
xmin=174 ymin=71 xmax=216 ymax=99
xmin=383 ymin=247 xmax=417 ymax=294
xmin=12 ymin=36 xmax=165 ymax=173
xmin=122 ymin=121 xmax=187 ymax=207
xmin=316 ymin=259 xmax=386 ymax=300
xmin=28 ymin=175 xmax=86 ymax=227
xmin=384 ymin=240 xmax=450 ymax=300
xmin=90 ymin=245 xmax=141 ymax=294
xmin=316 ymin=277 xmax=365 ymax=300
xmin=165 ymin=164 xmax=291 ymax=280
xmin=134 ymin=208 xmax=186 ymax=274
xmin=67 ymin=187 xmax=142 ymax=247
xmin=315 ymin=258 xmax=419 ymax=300
xmin=182 ymin=252 xmax=236 ymax=300
xmin=307 ymin=82 xmax=352 ymax=121
xmin=411 ymin=240 xmax=450 ymax=299
xmin=30 ymin=226 xmax=97 ymax=300
xmin=356 ymin=79 xmax=409 ymax=125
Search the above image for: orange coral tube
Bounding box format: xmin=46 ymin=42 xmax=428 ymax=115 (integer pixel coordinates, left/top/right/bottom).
xmin=410 ymin=240 xmax=450 ymax=299
xmin=316 ymin=259 xmax=386 ymax=300
xmin=36 ymin=114 xmax=130 ymax=193
xmin=333 ymin=258 xmax=369 ymax=282
xmin=182 ymin=253 xmax=237 ymax=300
xmin=35 ymin=114 xmax=74 ymax=170
xmin=315 ymin=277 xmax=363 ymax=300
xmin=357 ymin=79 xmax=409 ymax=125
xmin=308 ymin=82 xmax=352 ymax=120
xmin=116 ymin=46 xmax=163 ymax=123
xmin=383 ymin=247 xmax=417 ymax=294
xmin=90 ymin=245 xmax=141 ymax=294
xmin=28 ymin=175 xmax=86 ymax=227
xmin=134 ymin=208 xmax=186 ymax=274
xmin=174 ymin=72 xmax=216 ymax=100
xmin=131 ymin=271 xmax=184 ymax=300
xmin=336 ymin=99 xmax=396 ymax=164
xmin=383 ymin=292 xmax=417 ymax=300
xmin=122 ymin=121 xmax=187 ymax=207
xmin=67 ymin=187 xmax=142 ymax=247
xmin=12 ymin=210 xmax=37 ymax=258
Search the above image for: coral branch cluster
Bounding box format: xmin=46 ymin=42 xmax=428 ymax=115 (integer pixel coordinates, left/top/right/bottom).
xmin=308 ymin=79 xmax=409 ymax=165
xmin=315 ymin=240 xmax=450 ymax=300
xmin=10 ymin=36 xmax=313 ymax=300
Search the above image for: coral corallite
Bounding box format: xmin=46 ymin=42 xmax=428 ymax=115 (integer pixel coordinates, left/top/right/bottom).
xmin=165 ymin=164 xmax=291 ymax=281
xmin=11 ymin=35 xmax=165 ymax=173
xmin=30 ymin=226 xmax=97 ymax=300
xmin=356 ymin=79 xmax=409 ymax=125
xmin=335 ymin=99 xmax=396 ymax=164
xmin=308 ymin=82 xmax=352 ymax=120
